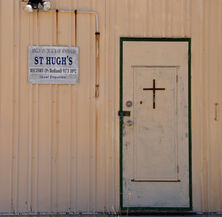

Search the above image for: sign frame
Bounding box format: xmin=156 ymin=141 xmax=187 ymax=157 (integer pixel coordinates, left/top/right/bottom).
xmin=28 ymin=46 xmax=79 ymax=84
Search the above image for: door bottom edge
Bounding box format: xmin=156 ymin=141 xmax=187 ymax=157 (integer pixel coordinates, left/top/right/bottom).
xmin=120 ymin=206 xmax=193 ymax=212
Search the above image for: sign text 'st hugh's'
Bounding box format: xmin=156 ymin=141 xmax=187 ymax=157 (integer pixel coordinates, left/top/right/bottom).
xmin=28 ymin=46 xmax=79 ymax=84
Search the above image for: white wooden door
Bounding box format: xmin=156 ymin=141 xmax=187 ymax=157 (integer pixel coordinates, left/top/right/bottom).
xmin=120 ymin=39 xmax=191 ymax=209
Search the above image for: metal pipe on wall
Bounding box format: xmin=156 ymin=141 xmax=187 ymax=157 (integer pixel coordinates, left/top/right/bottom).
xmin=36 ymin=8 xmax=100 ymax=97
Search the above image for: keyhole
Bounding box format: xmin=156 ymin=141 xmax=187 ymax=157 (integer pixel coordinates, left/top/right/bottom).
xmin=140 ymin=101 xmax=143 ymax=104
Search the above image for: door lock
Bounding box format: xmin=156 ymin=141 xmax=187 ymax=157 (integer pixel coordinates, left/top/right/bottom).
xmin=125 ymin=120 xmax=133 ymax=127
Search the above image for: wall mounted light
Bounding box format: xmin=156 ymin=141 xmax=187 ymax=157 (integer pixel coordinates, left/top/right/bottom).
xmin=24 ymin=0 xmax=51 ymax=13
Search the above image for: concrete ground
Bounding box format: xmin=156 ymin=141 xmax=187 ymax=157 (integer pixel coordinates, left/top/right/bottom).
xmin=2 ymin=214 xmax=222 ymax=217
xmin=19 ymin=215 xmax=222 ymax=217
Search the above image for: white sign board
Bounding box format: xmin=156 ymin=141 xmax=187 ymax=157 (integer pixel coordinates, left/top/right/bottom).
xmin=28 ymin=46 xmax=79 ymax=84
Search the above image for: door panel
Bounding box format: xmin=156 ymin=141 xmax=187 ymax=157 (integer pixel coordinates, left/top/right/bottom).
xmin=120 ymin=39 xmax=191 ymax=209
xmin=133 ymin=67 xmax=178 ymax=181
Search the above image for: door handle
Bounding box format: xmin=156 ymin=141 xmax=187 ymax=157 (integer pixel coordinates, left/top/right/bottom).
xmin=118 ymin=110 xmax=131 ymax=117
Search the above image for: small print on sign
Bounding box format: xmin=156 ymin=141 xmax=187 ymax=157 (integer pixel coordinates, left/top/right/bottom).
xmin=28 ymin=46 xmax=79 ymax=84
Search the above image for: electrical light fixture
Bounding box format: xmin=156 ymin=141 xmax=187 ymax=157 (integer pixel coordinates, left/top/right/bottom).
xmin=24 ymin=0 xmax=51 ymax=12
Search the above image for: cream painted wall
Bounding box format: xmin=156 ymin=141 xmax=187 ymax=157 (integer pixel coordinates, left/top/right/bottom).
xmin=0 ymin=0 xmax=221 ymax=214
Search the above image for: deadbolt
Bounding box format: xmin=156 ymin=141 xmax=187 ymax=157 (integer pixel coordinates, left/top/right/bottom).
xmin=126 ymin=100 xmax=133 ymax=107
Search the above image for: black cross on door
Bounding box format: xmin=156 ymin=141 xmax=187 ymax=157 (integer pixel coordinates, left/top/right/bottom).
xmin=143 ymin=79 xmax=165 ymax=109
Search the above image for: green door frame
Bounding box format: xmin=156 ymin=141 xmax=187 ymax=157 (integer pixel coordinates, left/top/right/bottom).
xmin=119 ymin=37 xmax=192 ymax=211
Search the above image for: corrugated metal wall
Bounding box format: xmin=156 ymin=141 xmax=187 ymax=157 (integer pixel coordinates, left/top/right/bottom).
xmin=0 ymin=0 xmax=221 ymax=214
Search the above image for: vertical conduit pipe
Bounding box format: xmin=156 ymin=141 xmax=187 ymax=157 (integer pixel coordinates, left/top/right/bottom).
xmin=56 ymin=9 xmax=59 ymax=46
xmin=95 ymin=32 xmax=100 ymax=97
xmin=74 ymin=10 xmax=77 ymax=47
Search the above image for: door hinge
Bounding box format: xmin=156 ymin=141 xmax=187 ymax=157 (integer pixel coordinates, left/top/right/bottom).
xmin=118 ymin=110 xmax=131 ymax=117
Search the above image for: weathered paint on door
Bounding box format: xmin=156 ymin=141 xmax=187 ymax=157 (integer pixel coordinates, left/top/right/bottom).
xmin=121 ymin=39 xmax=191 ymax=209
